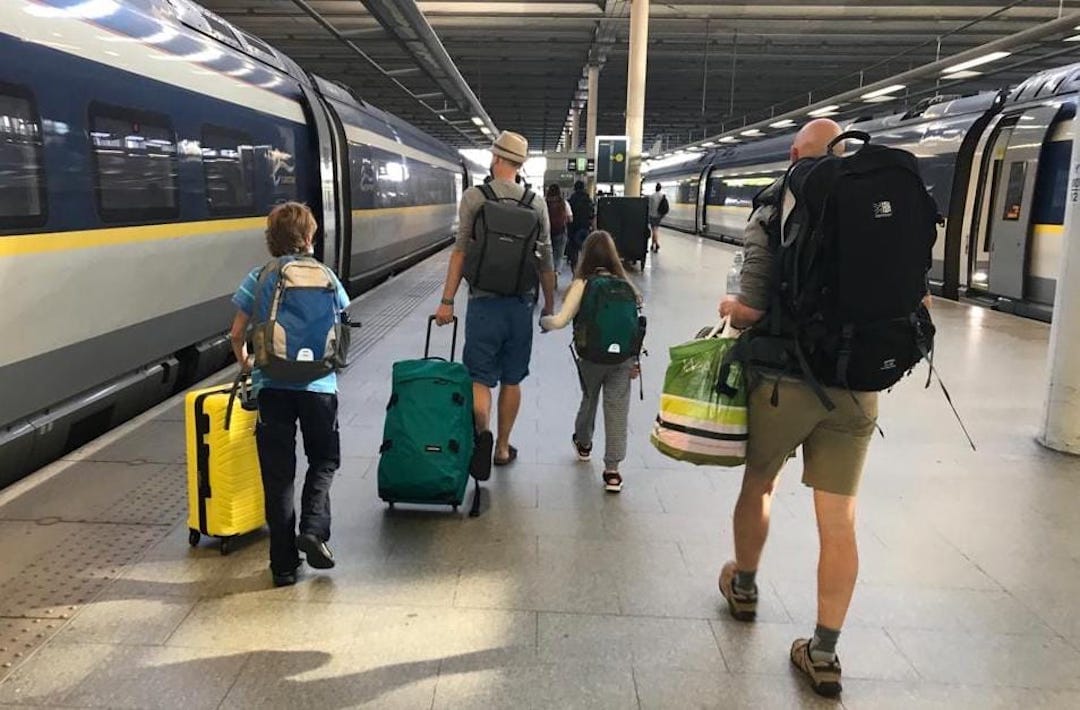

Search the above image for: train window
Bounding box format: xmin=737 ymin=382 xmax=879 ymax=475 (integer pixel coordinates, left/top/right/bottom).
xmin=89 ymin=103 xmax=178 ymax=222
xmin=1031 ymin=140 xmax=1070 ymax=226
xmin=1001 ymin=160 xmax=1027 ymax=222
xmin=0 ymin=84 xmax=46 ymax=229
xmin=201 ymin=125 xmax=255 ymax=216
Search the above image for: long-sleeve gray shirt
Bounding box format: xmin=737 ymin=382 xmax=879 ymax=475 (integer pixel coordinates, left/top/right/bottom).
xmin=454 ymin=178 xmax=554 ymax=298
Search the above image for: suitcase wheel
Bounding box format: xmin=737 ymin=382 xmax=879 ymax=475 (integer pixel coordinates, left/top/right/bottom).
xmin=452 ymin=505 xmax=458 ymax=513
xmin=219 ymin=537 xmax=232 ymax=556
xmin=188 ymin=529 xmax=201 ymax=547
xmin=387 ymin=501 xmax=395 ymax=511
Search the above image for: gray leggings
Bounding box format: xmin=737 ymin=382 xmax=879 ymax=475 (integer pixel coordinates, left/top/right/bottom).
xmin=574 ymin=359 xmax=634 ymax=469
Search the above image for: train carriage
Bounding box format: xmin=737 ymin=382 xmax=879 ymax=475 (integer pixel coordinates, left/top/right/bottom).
xmin=0 ymin=0 xmax=465 ymax=486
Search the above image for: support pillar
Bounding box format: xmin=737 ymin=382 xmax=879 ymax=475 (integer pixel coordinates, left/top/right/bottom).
xmin=624 ymin=0 xmax=649 ymax=197
xmin=570 ymin=108 xmax=580 ymax=153
xmin=586 ymin=63 xmax=600 ymax=197
xmin=1040 ymin=122 xmax=1080 ymax=454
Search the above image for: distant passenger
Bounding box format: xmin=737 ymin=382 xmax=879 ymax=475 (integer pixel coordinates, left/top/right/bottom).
xmin=647 ymin=183 xmax=668 ymax=252
xmin=540 ymin=231 xmax=642 ymax=493
xmin=230 ymin=202 xmax=349 ymax=588
xmin=717 ymin=119 xmax=871 ymax=697
xmin=545 ymin=183 xmax=573 ymax=275
xmin=566 ymin=180 xmax=595 ymax=271
xmin=434 ymin=131 xmax=555 ymax=477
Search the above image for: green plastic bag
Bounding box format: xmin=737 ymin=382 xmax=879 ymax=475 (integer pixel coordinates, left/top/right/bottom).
xmin=650 ymin=323 xmax=748 ymax=466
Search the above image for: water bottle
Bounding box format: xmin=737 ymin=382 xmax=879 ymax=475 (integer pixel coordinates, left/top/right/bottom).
xmin=726 ymin=250 xmax=744 ymax=296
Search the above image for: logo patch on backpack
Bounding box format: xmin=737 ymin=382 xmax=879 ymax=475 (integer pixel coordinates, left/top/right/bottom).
xmin=880 ymin=358 xmax=897 ymax=371
xmin=873 ymin=201 xmax=893 ymax=219
xmin=424 ymin=445 xmax=443 ymax=453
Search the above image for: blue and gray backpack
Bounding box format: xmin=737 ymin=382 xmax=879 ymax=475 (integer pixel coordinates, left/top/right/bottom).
xmin=250 ymin=256 xmax=349 ymax=382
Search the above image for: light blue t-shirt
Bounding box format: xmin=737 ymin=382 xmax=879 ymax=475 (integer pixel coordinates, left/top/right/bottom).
xmin=232 ymin=259 xmax=350 ymax=395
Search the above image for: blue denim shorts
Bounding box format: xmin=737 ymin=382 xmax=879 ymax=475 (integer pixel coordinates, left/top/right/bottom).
xmin=464 ymin=296 xmax=535 ymax=387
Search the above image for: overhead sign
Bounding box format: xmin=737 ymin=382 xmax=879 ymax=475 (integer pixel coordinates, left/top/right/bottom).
xmin=596 ymin=136 xmax=628 ymax=184
xmin=566 ymin=157 xmax=590 ymax=172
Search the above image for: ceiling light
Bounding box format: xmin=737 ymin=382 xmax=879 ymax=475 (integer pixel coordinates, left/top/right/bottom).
xmin=861 ymin=84 xmax=906 ymax=100
xmin=1065 ymin=34 xmax=1080 ymax=42
xmin=719 ymin=136 xmax=739 ymax=143
xmin=863 ymin=95 xmax=898 ymax=103
xmin=702 ymin=141 xmax=716 ymax=147
xmin=741 ymin=129 xmax=764 ymax=137
xmin=479 ymin=126 xmax=492 ymax=135
xmin=944 ymin=70 xmax=983 ymax=80
xmin=471 ymin=116 xmax=485 ymax=126
xmin=808 ymin=105 xmax=841 ymax=117
xmin=942 ymin=51 xmax=1010 ymax=75
xmin=769 ymin=119 xmax=796 ymax=129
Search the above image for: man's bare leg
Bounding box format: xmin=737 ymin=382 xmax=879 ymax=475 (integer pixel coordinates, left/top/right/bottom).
xmin=495 ymin=384 xmax=521 ymax=461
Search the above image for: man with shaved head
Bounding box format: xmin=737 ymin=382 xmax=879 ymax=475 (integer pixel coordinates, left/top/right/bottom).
xmin=717 ymin=118 xmax=867 ymax=697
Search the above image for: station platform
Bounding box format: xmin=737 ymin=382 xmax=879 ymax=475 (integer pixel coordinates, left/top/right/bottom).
xmin=1 ymin=229 xmax=1079 ymax=709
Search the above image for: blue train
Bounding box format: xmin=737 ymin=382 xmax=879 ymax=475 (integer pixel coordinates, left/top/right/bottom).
xmin=0 ymin=0 xmax=469 ymax=486
xmin=646 ymin=63 xmax=1080 ymax=323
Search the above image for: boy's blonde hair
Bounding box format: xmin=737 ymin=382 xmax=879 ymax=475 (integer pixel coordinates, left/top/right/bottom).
xmin=265 ymin=202 xmax=316 ymax=257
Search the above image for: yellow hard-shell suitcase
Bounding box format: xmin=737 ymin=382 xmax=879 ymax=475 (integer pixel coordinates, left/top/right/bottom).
xmin=185 ymin=376 xmax=265 ymax=554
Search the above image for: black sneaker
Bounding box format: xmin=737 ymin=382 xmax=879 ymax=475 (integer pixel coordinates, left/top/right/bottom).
xmin=573 ymin=435 xmax=592 ymax=462
xmin=272 ymin=565 xmax=299 ymax=587
xmin=297 ymin=533 xmax=335 ymax=569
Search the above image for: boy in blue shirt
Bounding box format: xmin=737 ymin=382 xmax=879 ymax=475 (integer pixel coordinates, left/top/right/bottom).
xmin=230 ymin=202 xmax=350 ymax=587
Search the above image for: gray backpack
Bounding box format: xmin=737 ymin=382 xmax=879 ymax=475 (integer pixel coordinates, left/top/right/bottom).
xmin=464 ymin=184 xmax=542 ymax=296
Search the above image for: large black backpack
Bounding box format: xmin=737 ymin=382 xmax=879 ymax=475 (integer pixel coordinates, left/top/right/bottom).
xmin=464 ymin=184 xmax=542 ymax=296
xmin=741 ymin=131 xmax=939 ymax=402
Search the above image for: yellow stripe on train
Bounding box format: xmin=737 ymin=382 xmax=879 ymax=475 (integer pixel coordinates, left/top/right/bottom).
xmin=0 ymin=203 xmax=457 ymax=258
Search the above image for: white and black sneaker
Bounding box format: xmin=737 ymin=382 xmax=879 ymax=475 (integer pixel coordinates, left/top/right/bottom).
xmin=572 ymin=435 xmax=592 ymax=462
xmin=297 ymin=533 xmax=335 ymax=569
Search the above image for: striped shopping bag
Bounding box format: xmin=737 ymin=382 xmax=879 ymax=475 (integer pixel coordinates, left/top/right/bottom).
xmin=650 ymin=321 xmax=747 ymax=466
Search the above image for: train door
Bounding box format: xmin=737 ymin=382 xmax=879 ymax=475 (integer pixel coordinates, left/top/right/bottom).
xmin=965 ymin=115 xmax=1012 ymax=294
xmin=978 ymin=105 xmax=1063 ymax=301
xmin=695 ymin=165 xmax=712 ymax=234
xmin=299 ymin=84 xmax=351 ymax=283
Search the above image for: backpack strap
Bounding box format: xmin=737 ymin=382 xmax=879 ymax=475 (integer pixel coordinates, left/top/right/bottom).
xmin=478 ymin=183 xmax=497 ymax=202
xmin=519 ymin=190 xmax=536 ymax=208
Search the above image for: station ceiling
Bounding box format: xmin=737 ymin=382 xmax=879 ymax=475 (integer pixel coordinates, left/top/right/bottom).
xmin=203 ymin=1 xmax=1080 ymax=151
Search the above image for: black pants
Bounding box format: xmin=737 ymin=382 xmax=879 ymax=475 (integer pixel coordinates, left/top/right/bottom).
xmin=255 ymin=389 xmax=340 ymax=575
xmin=567 ymin=226 xmax=589 ymax=272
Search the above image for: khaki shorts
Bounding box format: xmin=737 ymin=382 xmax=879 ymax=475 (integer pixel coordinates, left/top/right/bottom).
xmin=745 ymin=378 xmax=878 ymax=497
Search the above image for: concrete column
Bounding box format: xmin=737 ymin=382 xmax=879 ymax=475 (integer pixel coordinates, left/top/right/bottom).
xmin=623 ymin=0 xmax=649 ymax=197
xmin=570 ymin=108 xmax=580 ymax=153
xmin=1040 ymin=123 xmax=1080 ymax=454
xmin=586 ymin=63 xmax=599 ymax=196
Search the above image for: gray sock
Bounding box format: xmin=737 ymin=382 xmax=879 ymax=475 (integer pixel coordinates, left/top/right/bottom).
xmin=733 ymin=569 xmax=757 ymax=595
xmin=809 ymin=624 xmax=840 ymax=662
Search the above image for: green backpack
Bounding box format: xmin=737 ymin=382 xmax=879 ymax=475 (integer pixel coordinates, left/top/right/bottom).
xmin=573 ymin=275 xmax=645 ymax=364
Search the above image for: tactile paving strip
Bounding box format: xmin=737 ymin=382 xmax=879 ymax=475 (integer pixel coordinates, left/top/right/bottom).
xmin=0 ymin=618 xmax=60 ymax=673
xmin=95 ymin=464 xmax=188 ymax=526
xmin=347 ymin=251 xmax=448 ymax=356
xmin=0 ymin=523 xmax=166 ymax=680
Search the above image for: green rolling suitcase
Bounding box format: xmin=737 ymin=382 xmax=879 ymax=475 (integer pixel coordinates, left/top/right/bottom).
xmin=377 ymin=317 xmax=480 ymax=516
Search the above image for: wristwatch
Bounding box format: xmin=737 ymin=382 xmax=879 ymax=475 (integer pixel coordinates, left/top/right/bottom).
xmin=440 ymin=297 xmax=454 ymax=306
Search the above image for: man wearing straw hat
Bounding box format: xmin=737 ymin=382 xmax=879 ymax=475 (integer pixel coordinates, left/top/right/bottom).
xmin=435 ymin=130 xmax=556 ymax=478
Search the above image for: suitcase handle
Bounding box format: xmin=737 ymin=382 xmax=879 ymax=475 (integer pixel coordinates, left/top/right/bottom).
xmin=224 ymin=374 xmax=254 ymax=431
xmin=426 ymin=315 xmax=458 ymax=361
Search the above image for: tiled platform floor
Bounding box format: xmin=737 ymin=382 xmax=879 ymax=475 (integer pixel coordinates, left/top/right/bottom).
xmin=2 ymin=230 xmax=1080 ymax=709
